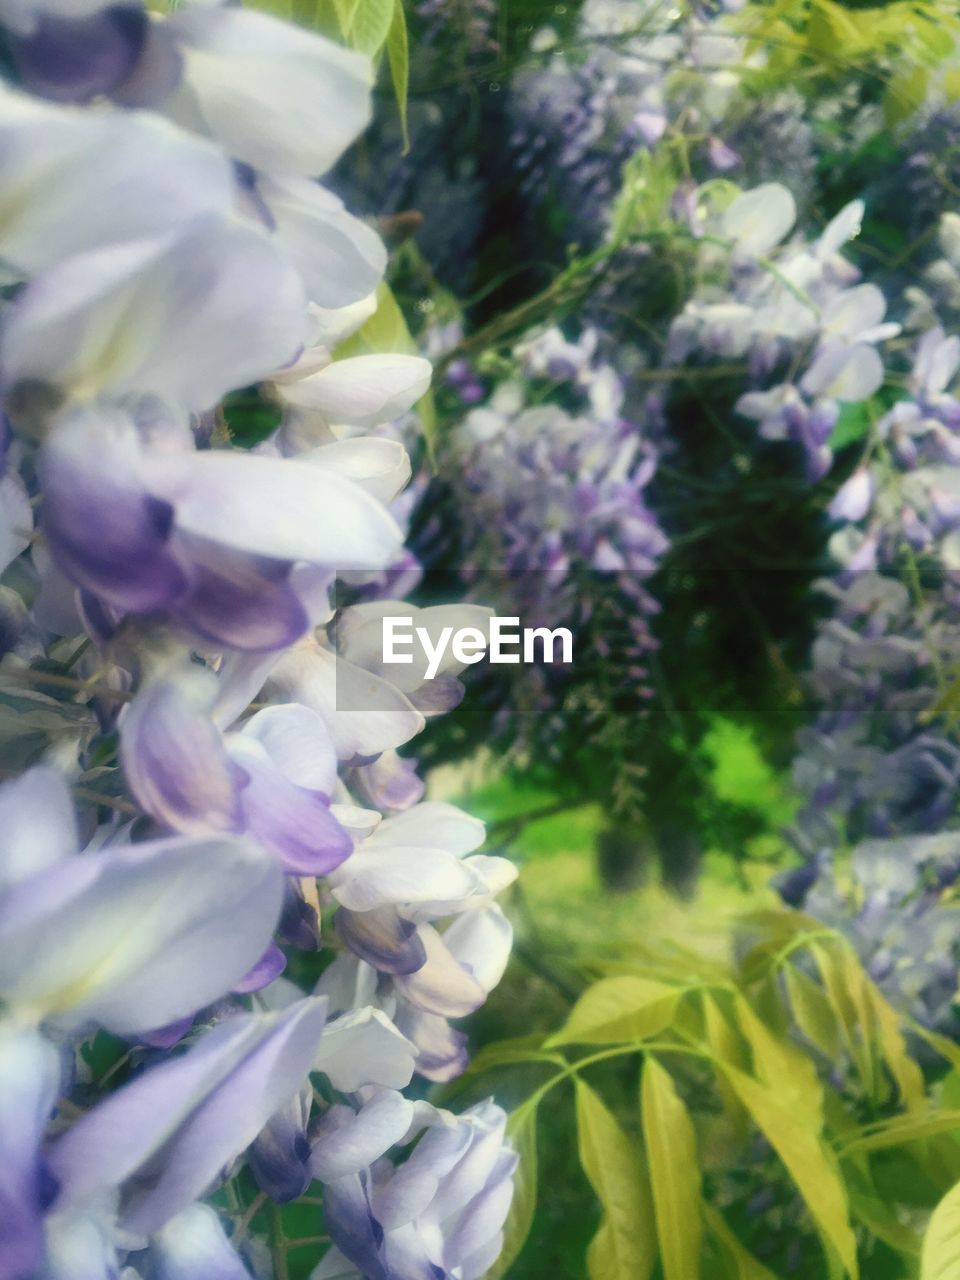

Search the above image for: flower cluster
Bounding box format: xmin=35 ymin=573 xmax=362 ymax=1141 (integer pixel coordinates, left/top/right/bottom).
xmin=0 ymin=4 xmax=515 ymax=1278
xmin=776 ymin=286 xmax=960 ymax=1029
xmin=668 ymin=184 xmax=898 ymax=481
xmin=414 ymin=325 xmax=667 ymax=793
xmin=507 ymin=0 xmax=815 ymax=252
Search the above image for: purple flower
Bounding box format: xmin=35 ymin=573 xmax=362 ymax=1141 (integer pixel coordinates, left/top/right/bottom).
xmin=314 ymin=1098 xmax=516 ymax=1280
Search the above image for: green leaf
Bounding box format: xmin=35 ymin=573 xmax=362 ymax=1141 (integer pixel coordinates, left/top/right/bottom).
xmin=884 ymin=63 xmax=929 ymax=126
xmin=827 ymin=401 xmax=871 ymax=450
xmin=909 ymin=1021 xmax=960 ymax=1071
xmin=703 ymin=1204 xmax=778 ymax=1280
xmin=459 ymin=1033 xmax=550 ymax=1076
xmin=575 ymin=1079 xmax=656 ymax=1280
xmin=547 ymin=976 xmax=682 ymax=1047
xmin=848 ymin=1187 xmax=922 ymax=1259
xmin=330 ymin=0 xmax=361 ymax=37
xmin=246 ymin=0 xmax=342 ymax=37
xmin=921 ymin=1178 xmax=960 ymax=1279
xmin=386 ymin=0 xmax=410 ymax=151
xmin=342 ymin=280 xmax=414 ymax=355
xmin=718 ymin=1063 xmax=859 ymax=1277
xmin=485 ymin=1102 xmax=539 ymax=1279
xmin=641 ymin=1057 xmax=701 ymax=1280
xmin=347 ymin=0 xmax=393 ymax=54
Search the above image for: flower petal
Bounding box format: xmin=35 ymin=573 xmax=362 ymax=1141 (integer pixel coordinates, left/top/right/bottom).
xmin=0 ymin=83 xmax=232 ymax=275
xmin=151 ymin=1204 xmax=253 ymax=1280
xmin=240 ymin=702 xmax=338 ymax=794
xmin=722 ymin=183 xmax=796 ymax=257
xmin=39 ymin=408 xmax=189 ymax=613
xmin=261 ymin=177 xmax=386 ymax=309
xmin=371 ymin=803 xmax=486 ymax=858
xmin=0 ymin=835 xmax=283 ymax=1035
xmin=330 ymin=847 xmax=482 ymax=913
xmin=311 ymin=1091 xmax=413 ymax=1182
xmin=228 ymin=735 xmax=352 ymax=875
xmin=302 ymin=438 xmax=411 ymax=507
xmin=170 ymin=7 xmax=372 ymax=176
xmin=147 ymin=450 xmax=403 ymax=570
xmin=801 ymin=342 xmax=883 ymax=402
xmin=336 ymin=906 xmax=427 ymax=975
xmin=267 ymin=645 xmax=424 ymax=761
xmin=120 ymin=675 xmax=243 ymax=837
xmin=0 ymin=766 xmax=77 ymax=891
xmin=4 ymin=219 xmax=306 ymax=411
xmin=278 ymin=355 xmax=432 ymax=429
xmin=0 ymin=1025 xmax=61 ymax=1280
xmin=0 ymin=470 xmax=32 ymax=575
xmin=392 ymin=925 xmax=486 ymax=1019
xmin=49 ymin=999 xmax=328 ymax=1234
xmin=313 ymin=1007 xmax=417 ymax=1092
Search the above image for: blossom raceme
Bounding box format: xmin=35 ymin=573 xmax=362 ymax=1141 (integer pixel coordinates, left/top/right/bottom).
xmin=312 ymin=1097 xmax=518 ymax=1280
xmin=773 ymin=263 xmax=960 ymax=1031
xmin=0 ymin=4 xmax=515 ymax=1277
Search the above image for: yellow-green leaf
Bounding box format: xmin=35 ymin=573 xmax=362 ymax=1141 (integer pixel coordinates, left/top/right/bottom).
xmin=862 ymin=976 xmax=925 ymax=1111
xmin=809 ymin=940 xmax=875 ymax=1099
xmin=704 ymin=1204 xmax=778 ymax=1280
xmin=336 ymin=280 xmax=414 ymax=357
xmin=330 ymin=0 xmax=360 ymax=37
xmin=718 ymin=1063 xmax=858 ymax=1277
xmin=702 ymin=992 xmax=748 ymax=1068
xmin=784 ymin=962 xmax=842 ymax=1059
xmin=548 ymin=976 xmax=682 ymax=1047
xmin=459 ymin=1032 xmax=549 ymax=1077
xmin=909 ymin=1021 xmax=960 ymax=1071
xmin=575 ymin=1079 xmax=656 ymax=1280
xmin=849 ymin=1188 xmax=922 ymax=1259
xmin=386 ymin=0 xmax=410 ymax=151
xmin=485 ymin=1102 xmax=539 ymax=1279
xmin=701 ymin=992 xmax=749 ymax=1134
xmin=884 ymin=63 xmax=929 ymax=126
xmin=641 ymin=1057 xmax=701 ymax=1280
xmin=246 ymin=0 xmax=342 ymax=37
xmin=839 ymin=1110 xmax=960 ymax=1156
xmin=731 ymin=991 xmax=824 ymax=1130
xmin=347 ymin=0 xmax=393 ymax=54
xmin=921 ymin=1178 xmax=960 ymax=1280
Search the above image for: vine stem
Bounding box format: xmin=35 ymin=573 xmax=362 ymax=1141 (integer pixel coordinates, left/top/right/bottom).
xmin=232 ymin=1191 xmax=267 ymax=1248
xmin=267 ymin=1202 xmax=290 ymax=1280
xmin=7 ymin=666 xmax=132 ymax=703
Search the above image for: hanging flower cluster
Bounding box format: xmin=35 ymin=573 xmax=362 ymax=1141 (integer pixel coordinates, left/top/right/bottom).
xmin=668 ymin=185 xmax=899 ymax=481
xmin=508 ymin=0 xmax=815 ymax=252
xmin=775 ymin=232 xmax=960 ymax=1030
xmin=0 ymin=4 xmax=516 ymax=1278
xmin=411 ymin=324 xmax=667 ymax=796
